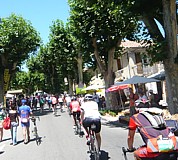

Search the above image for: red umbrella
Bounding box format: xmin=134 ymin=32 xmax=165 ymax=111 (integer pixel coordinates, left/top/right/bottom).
xmin=106 ymin=84 xmax=129 ymax=92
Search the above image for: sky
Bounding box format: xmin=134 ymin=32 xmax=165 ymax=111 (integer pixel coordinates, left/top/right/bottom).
xmin=0 ymin=0 xmax=70 ymax=44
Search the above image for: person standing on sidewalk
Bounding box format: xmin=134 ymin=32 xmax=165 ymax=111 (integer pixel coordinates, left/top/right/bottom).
xmin=9 ymin=104 xmax=19 ymax=146
xmin=129 ymin=88 xmax=139 ymax=116
xmin=18 ymin=99 xmax=33 ymax=144
xmin=0 ymin=106 xmax=6 ymax=142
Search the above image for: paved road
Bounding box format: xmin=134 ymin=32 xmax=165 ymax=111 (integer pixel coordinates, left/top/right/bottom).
xmin=0 ymin=105 xmax=143 ymax=160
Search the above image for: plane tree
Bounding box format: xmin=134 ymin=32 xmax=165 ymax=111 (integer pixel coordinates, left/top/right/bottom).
xmin=28 ymin=20 xmax=80 ymax=95
xmin=129 ymin=0 xmax=178 ymax=114
xmin=68 ymin=0 xmax=139 ymax=110
xmin=0 ymin=14 xmax=41 ymax=102
xmin=10 ymin=71 xmax=45 ymax=95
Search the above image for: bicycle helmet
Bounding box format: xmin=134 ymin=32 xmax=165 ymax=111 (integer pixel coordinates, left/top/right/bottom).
xmin=21 ymin=99 xmax=27 ymax=104
xmin=84 ymin=94 xmax=93 ymax=101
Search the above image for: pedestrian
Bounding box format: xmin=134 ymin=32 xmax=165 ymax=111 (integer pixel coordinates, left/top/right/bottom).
xmin=148 ymin=90 xmax=159 ymax=107
xmin=93 ymin=91 xmax=100 ymax=106
xmin=0 ymin=106 xmax=6 ymax=142
xmin=18 ymin=99 xmax=33 ymax=144
xmin=129 ymin=88 xmax=139 ymax=116
xmin=9 ymin=104 xmax=19 ymax=146
xmin=51 ymin=95 xmax=58 ymax=114
xmin=101 ymin=96 xmax=106 ymax=110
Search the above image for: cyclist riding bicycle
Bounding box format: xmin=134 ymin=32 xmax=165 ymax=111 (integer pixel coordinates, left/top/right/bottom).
xmin=80 ymin=94 xmax=101 ymax=150
xmin=70 ymin=97 xmax=81 ymax=128
xmin=127 ymin=107 xmax=178 ymax=160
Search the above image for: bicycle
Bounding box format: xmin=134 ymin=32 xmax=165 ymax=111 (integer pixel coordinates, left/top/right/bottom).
xmin=30 ymin=116 xmax=41 ymax=145
xmin=67 ymin=107 xmax=72 ymax=117
xmin=74 ymin=119 xmax=84 ymax=137
xmin=122 ymin=146 xmax=178 ymax=160
xmin=53 ymin=105 xmax=57 ymax=116
xmin=87 ymin=123 xmax=100 ymax=160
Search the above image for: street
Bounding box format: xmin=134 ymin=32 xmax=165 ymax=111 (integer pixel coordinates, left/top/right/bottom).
xmin=0 ymin=105 xmax=143 ymax=160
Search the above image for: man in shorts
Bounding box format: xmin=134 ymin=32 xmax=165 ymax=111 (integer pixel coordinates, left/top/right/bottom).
xmin=18 ymin=99 xmax=33 ymax=144
xmin=80 ymin=94 xmax=101 ymax=150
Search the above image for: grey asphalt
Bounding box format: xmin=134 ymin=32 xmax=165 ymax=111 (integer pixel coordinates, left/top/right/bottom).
xmin=0 ymin=105 xmax=143 ymax=160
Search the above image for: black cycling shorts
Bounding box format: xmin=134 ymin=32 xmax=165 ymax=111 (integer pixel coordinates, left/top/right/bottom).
xmin=83 ymin=117 xmax=101 ymax=133
xmin=73 ymin=111 xmax=81 ymax=120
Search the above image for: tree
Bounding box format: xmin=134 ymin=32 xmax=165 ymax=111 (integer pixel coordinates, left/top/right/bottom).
xmin=0 ymin=14 xmax=41 ymax=102
xmin=129 ymin=0 xmax=178 ymax=114
xmin=68 ymin=0 xmax=138 ymax=109
xmin=10 ymin=71 xmax=45 ymax=95
xmin=28 ymin=20 xmax=80 ymax=95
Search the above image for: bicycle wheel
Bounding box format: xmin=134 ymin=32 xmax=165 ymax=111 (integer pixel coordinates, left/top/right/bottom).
xmin=76 ymin=120 xmax=81 ymax=134
xmin=90 ymin=135 xmax=95 ymax=153
xmin=122 ymin=147 xmax=128 ymax=160
xmin=35 ymin=134 xmax=41 ymax=145
xmin=93 ymin=137 xmax=100 ymax=160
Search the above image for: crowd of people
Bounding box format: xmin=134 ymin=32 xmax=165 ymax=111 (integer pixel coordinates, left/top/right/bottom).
xmin=1 ymin=87 xmax=178 ymax=160
xmin=0 ymin=92 xmax=103 ymax=152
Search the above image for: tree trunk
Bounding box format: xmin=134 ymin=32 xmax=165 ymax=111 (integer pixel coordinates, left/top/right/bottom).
xmin=68 ymin=75 xmax=73 ymax=95
xmin=77 ymin=52 xmax=83 ymax=88
xmin=0 ymin=73 xmax=4 ymax=103
xmin=162 ymin=0 xmax=178 ymax=114
xmin=92 ymin=37 xmax=120 ymax=110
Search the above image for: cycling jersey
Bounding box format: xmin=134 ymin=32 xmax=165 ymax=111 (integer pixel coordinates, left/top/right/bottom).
xmin=70 ymin=101 xmax=80 ymax=112
xmin=80 ymin=101 xmax=101 ymax=119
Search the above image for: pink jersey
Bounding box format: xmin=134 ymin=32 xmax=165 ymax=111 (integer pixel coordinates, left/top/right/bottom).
xmin=70 ymin=101 xmax=80 ymax=112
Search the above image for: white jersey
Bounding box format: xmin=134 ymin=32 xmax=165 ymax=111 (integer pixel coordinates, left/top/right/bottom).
xmin=81 ymin=101 xmax=101 ymax=119
xmin=65 ymin=96 xmax=71 ymax=103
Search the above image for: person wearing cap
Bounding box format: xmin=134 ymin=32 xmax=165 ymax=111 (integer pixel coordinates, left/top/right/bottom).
xmin=80 ymin=94 xmax=101 ymax=150
xmin=18 ymin=99 xmax=33 ymax=144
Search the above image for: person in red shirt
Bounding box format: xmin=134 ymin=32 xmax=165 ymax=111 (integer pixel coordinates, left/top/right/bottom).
xmin=70 ymin=97 xmax=81 ymax=128
xmin=129 ymin=88 xmax=139 ymax=116
xmin=127 ymin=109 xmax=177 ymax=160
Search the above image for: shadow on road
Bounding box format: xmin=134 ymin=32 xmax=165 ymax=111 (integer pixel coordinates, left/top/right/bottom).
xmin=89 ymin=150 xmax=110 ymax=160
xmin=1 ymin=137 xmax=11 ymax=142
xmin=102 ymin=120 xmax=128 ymax=129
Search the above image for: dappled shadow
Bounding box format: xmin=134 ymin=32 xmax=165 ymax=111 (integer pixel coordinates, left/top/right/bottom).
xmin=101 ymin=116 xmax=129 ymax=129
xmin=102 ymin=120 xmax=128 ymax=129
xmin=89 ymin=150 xmax=110 ymax=160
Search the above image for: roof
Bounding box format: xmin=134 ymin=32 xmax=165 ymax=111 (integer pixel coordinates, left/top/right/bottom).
xmin=120 ymin=40 xmax=145 ymax=48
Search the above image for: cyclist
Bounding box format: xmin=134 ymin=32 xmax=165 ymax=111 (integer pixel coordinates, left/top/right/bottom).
xmin=51 ymin=95 xmax=58 ymax=114
xmin=127 ymin=107 xmax=178 ymax=160
xmin=80 ymin=94 xmax=101 ymax=150
xmin=18 ymin=99 xmax=33 ymax=144
xmin=70 ymin=97 xmax=81 ymax=129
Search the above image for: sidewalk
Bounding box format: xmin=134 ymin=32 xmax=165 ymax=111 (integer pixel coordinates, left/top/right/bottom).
xmin=101 ymin=115 xmax=119 ymax=122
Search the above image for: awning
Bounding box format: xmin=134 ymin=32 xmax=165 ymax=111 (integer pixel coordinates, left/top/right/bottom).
xmin=106 ymin=84 xmax=129 ymax=92
xmin=148 ymin=71 xmax=165 ymax=80
xmin=114 ymin=75 xmax=160 ymax=85
xmin=7 ymin=89 xmax=23 ymax=94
